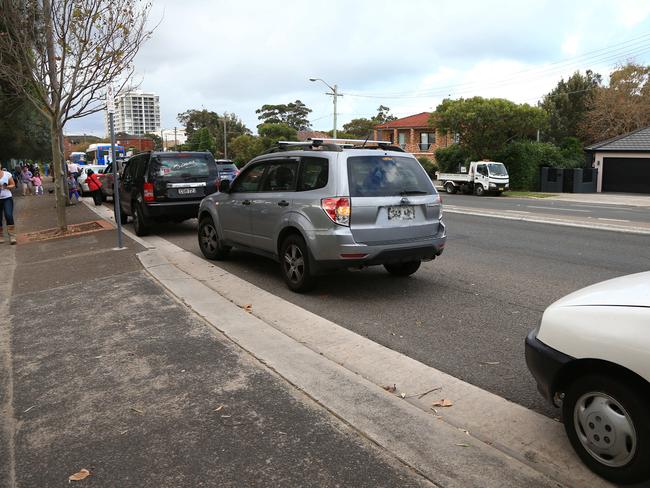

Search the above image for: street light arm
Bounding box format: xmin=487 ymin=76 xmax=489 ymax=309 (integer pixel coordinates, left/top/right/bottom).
xmin=309 ymin=77 xmax=335 ymax=93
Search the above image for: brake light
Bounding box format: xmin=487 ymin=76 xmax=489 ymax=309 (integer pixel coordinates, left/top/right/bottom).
xmin=321 ymin=197 xmax=350 ymax=226
xmin=143 ymin=182 xmax=155 ymax=202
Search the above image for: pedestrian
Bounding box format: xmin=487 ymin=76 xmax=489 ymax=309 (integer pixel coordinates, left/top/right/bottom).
xmin=19 ymin=166 xmax=33 ymax=196
xmin=67 ymin=172 xmax=80 ymax=203
xmin=85 ymin=168 xmax=103 ymax=206
xmin=32 ymin=171 xmax=43 ymax=195
xmin=0 ymin=166 xmax=17 ymax=244
xmin=67 ymin=159 xmax=80 ymax=180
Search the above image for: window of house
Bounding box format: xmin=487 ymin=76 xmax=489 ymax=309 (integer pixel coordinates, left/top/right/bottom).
xmin=398 ymin=132 xmax=407 ymax=148
xmin=419 ymin=132 xmax=436 ymax=150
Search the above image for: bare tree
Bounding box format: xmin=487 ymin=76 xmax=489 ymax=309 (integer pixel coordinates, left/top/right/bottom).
xmin=0 ymin=0 xmax=153 ymax=230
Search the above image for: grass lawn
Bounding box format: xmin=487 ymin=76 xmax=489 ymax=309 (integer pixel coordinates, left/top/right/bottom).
xmin=502 ymin=191 xmax=559 ymax=198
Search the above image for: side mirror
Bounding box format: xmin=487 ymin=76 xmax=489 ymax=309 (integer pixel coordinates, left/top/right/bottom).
xmin=219 ymin=179 xmax=231 ymax=193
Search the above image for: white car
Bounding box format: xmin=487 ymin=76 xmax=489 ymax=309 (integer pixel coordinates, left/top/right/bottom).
xmin=526 ymin=271 xmax=650 ymax=485
xmin=77 ymin=165 xmax=107 ymax=193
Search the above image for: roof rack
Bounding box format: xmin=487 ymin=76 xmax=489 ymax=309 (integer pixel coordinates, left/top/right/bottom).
xmin=264 ymin=138 xmax=405 ymax=154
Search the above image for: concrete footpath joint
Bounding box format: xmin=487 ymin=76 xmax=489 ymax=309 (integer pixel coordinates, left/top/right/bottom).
xmin=85 ymin=200 xmax=614 ymax=488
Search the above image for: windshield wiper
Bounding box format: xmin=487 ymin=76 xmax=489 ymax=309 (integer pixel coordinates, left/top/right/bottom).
xmin=399 ymin=190 xmax=428 ymax=195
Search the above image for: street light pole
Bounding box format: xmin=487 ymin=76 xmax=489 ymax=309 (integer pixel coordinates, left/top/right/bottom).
xmin=309 ymin=78 xmax=342 ymax=138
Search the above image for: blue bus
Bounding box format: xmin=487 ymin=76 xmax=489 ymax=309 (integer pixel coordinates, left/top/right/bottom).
xmin=86 ymin=143 xmax=125 ymax=165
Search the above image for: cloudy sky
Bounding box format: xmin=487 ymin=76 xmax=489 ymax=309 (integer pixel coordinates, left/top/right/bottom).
xmin=65 ymin=0 xmax=650 ymax=137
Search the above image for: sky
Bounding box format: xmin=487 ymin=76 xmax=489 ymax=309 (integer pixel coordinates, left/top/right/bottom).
xmin=64 ymin=0 xmax=650 ymax=137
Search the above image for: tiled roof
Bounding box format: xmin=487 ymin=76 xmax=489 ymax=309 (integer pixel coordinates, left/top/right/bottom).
xmin=375 ymin=112 xmax=432 ymax=129
xmin=585 ymin=126 xmax=650 ymax=151
xmin=297 ymin=130 xmax=329 ymax=141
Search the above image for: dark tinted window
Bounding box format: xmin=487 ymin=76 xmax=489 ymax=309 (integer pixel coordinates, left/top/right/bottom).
xmin=261 ymin=160 xmax=298 ymax=192
xmin=217 ymin=163 xmax=238 ymax=172
xmin=232 ymin=163 xmax=265 ymax=192
xmin=298 ymin=157 xmax=328 ymax=191
xmin=347 ymin=156 xmax=433 ymax=197
xmin=150 ymin=154 xmax=212 ymax=179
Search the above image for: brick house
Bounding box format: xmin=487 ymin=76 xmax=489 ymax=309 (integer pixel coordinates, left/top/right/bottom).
xmin=115 ymin=133 xmax=154 ymax=153
xmin=373 ymin=112 xmax=452 ymax=159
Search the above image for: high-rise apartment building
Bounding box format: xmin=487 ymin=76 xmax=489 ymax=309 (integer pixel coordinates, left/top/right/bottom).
xmin=105 ymin=90 xmax=161 ymax=136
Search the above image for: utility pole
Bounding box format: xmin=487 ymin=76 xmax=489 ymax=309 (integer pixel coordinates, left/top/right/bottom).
xmin=309 ymin=78 xmax=343 ymax=138
xmin=174 ymin=126 xmax=177 ymax=151
xmin=107 ymin=86 xmax=124 ymax=249
xmin=223 ymin=113 xmax=228 ymax=159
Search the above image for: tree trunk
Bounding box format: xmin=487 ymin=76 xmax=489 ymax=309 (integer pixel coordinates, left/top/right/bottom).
xmin=50 ymin=122 xmax=67 ymax=231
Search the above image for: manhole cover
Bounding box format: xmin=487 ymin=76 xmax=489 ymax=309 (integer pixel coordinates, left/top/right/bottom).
xmin=17 ymin=220 xmax=113 ymax=244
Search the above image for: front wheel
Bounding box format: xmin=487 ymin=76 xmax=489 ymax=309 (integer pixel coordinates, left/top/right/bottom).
xmin=474 ymin=184 xmax=485 ymax=196
xmin=562 ymin=375 xmax=650 ymax=485
xmin=280 ymin=234 xmax=315 ymax=293
xmin=444 ymin=182 xmax=456 ymax=194
xmin=198 ymin=216 xmax=230 ymax=260
xmin=384 ymin=260 xmax=421 ymax=277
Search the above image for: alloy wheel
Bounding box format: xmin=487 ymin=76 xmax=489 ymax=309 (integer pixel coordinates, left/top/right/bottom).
xmin=283 ymin=243 xmax=304 ymax=284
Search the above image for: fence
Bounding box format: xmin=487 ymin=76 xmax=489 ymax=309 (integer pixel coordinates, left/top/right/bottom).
xmin=539 ymin=167 xmax=598 ymax=193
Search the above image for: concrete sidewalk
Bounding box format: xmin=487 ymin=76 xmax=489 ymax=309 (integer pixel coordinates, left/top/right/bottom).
xmin=1 ymin=188 xmax=433 ymax=487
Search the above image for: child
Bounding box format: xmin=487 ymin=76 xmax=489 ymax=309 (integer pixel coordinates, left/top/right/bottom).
xmin=32 ymin=171 xmax=43 ymax=195
xmin=67 ymin=173 xmax=80 ymax=203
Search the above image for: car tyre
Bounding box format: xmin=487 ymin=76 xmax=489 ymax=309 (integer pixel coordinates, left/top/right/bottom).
xmin=280 ymin=234 xmax=315 ymax=293
xmin=132 ymin=201 xmax=149 ymax=236
xmin=384 ymin=260 xmax=421 ymax=276
xmin=444 ymin=182 xmax=456 ymax=194
xmin=198 ymin=216 xmax=230 ymax=260
xmin=474 ymin=184 xmax=485 ymax=196
xmin=562 ymin=374 xmax=650 ymax=485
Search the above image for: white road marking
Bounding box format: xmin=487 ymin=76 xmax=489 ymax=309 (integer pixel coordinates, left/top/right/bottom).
xmin=597 ymin=217 xmax=631 ymax=222
xmin=527 ymin=205 xmax=591 ymax=213
xmin=504 ymin=210 xmax=531 ymax=214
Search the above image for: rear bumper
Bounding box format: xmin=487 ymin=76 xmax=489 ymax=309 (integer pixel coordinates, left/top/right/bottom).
xmin=525 ymin=329 xmax=573 ymax=404
xmin=142 ymin=200 xmax=200 ymax=220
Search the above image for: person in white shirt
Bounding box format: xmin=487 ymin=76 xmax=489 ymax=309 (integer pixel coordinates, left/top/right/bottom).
xmin=0 ymin=167 xmax=17 ymax=244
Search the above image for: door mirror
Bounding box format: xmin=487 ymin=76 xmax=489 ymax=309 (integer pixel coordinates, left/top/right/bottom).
xmin=219 ymin=179 xmax=231 ymax=193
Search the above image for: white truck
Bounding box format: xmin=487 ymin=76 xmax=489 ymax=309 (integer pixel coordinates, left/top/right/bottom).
xmin=437 ymin=161 xmax=509 ymax=196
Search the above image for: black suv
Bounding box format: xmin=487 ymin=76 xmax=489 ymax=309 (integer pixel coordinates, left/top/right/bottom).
xmin=118 ymin=151 xmax=219 ymax=236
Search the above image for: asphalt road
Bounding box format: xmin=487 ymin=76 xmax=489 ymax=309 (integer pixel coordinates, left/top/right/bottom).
xmin=442 ymin=194 xmax=650 ymax=224
xmin=131 ymin=213 xmax=650 ymax=418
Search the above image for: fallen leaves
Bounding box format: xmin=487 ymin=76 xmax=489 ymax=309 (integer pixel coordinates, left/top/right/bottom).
xmin=243 ymin=304 xmax=252 ymax=313
xmin=214 ymin=404 xmax=225 ymax=412
xmin=130 ymin=406 xmax=143 ymax=414
xmin=479 ymin=361 xmax=500 ymax=366
xmin=68 ymin=468 xmax=91 ymax=481
xmin=432 ymin=399 xmax=454 ymax=408
xmin=383 ymin=384 xmax=397 ymax=393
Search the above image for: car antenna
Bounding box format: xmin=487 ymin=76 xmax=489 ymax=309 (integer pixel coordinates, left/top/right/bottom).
xmin=361 ymin=133 xmax=371 ymax=147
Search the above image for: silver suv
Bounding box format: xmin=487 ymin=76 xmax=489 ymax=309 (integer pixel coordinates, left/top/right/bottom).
xmin=197 ymin=139 xmax=446 ymax=292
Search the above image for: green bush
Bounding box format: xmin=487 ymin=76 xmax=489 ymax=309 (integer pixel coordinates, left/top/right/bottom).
xmin=496 ymin=141 xmax=565 ymax=190
xmin=417 ymin=156 xmax=438 ymax=178
xmin=434 ymin=145 xmax=472 ymax=173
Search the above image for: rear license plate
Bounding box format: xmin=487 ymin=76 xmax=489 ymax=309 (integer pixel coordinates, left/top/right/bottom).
xmin=177 ymin=188 xmax=196 ymax=195
xmin=388 ymin=206 xmax=415 ymax=220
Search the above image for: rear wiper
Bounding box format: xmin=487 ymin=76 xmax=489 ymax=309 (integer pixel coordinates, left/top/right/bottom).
xmin=399 ymin=190 xmax=428 ymax=195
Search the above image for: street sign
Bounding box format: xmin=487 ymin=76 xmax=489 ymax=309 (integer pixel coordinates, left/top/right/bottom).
xmin=106 ymin=85 xmax=116 ymax=114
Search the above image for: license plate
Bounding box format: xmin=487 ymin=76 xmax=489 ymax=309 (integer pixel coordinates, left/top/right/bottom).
xmin=177 ymin=188 xmax=196 ymax=195
xmin=388 ymin=206 xmax=415 ymax=220
xmin=498 ymin=186 xmax=504 ymax=190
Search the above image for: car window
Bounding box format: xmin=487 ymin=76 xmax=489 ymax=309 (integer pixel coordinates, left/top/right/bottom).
xmin=477 ymin=164 xmax=488 ymax=176
xmin=150 ymin=154 xmax=211 ymax=179
xmin=232 ymin=163 xmax=265 ymax=192
xmin=260 ymin=160 xmax=298 ymax=192
xmin=298 ymin=157 xmax=328 ymax=191
xmin=347 ymin=155 xmax=433 ymax=197
xmin=217 ymin=163 xmax=238 ymax=172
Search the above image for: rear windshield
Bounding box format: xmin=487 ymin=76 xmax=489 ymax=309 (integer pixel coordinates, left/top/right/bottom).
xmin=217 ymin=164 xmax=238 ymax=172
xmin=150 ymin=155 xmax=212 ymax=178
xmin=347 ymin=156 xmax=434 ymax=197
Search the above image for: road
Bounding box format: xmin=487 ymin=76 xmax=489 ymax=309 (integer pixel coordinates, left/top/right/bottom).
xmin=443 ymin=193 xmax=650 ymax=225
xmin=125 ymin=211 xmax=650 ymax=418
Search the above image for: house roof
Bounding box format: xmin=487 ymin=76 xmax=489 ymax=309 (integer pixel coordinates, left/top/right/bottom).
xmin=375 ymin=112 xmax=432 ymax=129
xmin=585 ymin=126 xmax=650 ymax=152
xmin=297 ymin=130 xmax=329 ymax=141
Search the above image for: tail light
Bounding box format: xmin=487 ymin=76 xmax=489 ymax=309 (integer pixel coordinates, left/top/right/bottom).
xmin=321 ymin=197 xmax=350 ymax=226
xmin=143 ymin=182 xmax=155 ymax=202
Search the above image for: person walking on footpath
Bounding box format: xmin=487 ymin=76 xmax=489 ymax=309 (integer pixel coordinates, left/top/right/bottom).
xmin=0 ymin=166 xmax=17 ymax=244
xmin=85 ymin=168 xmax=103 ymax=206
xmin=20 ymin=166 xmax=33 ymax=196
xmin=32 ymin=171 xmax=43 ymax=195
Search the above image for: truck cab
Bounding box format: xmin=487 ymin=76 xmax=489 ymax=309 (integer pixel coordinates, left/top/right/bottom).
xmin=438 ymin=161 xmax=509 ymax=196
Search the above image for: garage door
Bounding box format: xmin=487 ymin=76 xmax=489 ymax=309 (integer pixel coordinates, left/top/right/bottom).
xmin=602 ymin=157 xmax=650 ymax=193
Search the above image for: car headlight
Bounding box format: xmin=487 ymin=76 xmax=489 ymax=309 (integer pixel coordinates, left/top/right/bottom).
xmin=489 ymin=183 xmax=496 ymax=189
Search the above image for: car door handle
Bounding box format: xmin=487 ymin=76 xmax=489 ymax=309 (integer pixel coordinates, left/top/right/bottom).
xmin=277 ymin=200 xmax=289 ymax=207
xmin=242 ymin=200 xmax=251 ymax=205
